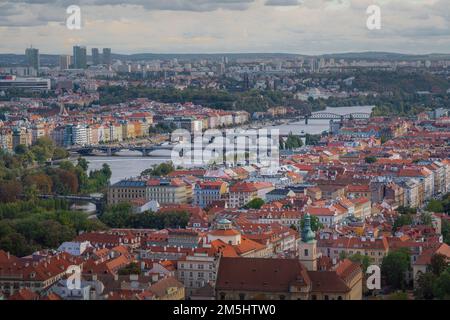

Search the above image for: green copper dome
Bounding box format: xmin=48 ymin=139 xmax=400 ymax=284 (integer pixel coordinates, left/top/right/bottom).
xmin=301 ymin=213 xmax=316 ymax=243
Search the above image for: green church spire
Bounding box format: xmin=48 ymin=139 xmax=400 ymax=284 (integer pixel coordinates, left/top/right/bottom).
xmin=301 ymin=213 xmax=316 ymax=243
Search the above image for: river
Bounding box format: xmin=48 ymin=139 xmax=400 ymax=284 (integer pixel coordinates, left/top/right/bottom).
xmin=84 ymin=106 xmax=375 ymax=183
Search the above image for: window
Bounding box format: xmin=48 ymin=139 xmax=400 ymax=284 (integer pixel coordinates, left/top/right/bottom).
xmin=279 ymin=295 xmax=286 ymax=300
xmin=220 ymin=293 xmax=226 ymax=300
xmin=324 ymin=295 xmax=329 ymax=300
xmin=239 ymin=293 xmax=245 ymax=300
xmin=304 ymin=249 xmax=309 ymax=256
xmin=311 ymin=295 xmax=317 ymax=300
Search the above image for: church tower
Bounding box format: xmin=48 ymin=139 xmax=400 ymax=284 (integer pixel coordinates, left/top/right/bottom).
xmin=299 ymin=213 xmax=318 ymax=271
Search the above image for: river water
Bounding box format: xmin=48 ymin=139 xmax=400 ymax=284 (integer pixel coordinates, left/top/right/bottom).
xmin=84 ymin=106 xmax=374 ymax=183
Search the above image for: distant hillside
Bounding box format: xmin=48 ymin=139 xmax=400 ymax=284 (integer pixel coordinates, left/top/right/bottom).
xmin=110 ymin=52 xmax=304 ymax=61
xmin=320 ymin=52 xmax=450 ymax=61
xmin=1 ymin=51 xmax=450 ymax=67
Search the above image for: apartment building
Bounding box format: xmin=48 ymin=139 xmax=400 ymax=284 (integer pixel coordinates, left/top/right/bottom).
xmin=317 ymin=235 xmax=389 ymax=266
xmin=108 ymin=178 xmax=192 ymax=205
xmin=228 ymin=182 xmax=274 ymax=208
xmin=193 ymin=181 xmax=228 ymax=208
xmin=177 ymin=251 xmax=220 ymax=297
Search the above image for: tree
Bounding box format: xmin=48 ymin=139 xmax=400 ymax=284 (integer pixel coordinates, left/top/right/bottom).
xmin=77 ymin=157 xmax=89 ymax=172
xmin=397 ymin=206 xmax=417 ymax=215
xmin=245 ymin=198 xmax=265 ymax=209
xmin=305 ymin=134 xmax=321 ymax=146
xmin=59 ymin=160 xmax=76 ymax=171
xmin=99 ymin=203 xmax=133 ymax=228
xmin=434 ymin=268 xmax=450 ymax=299
xmin=348 ymin=253 xmax=372 ymax=272
xmin=0 ymin=232 xmax=31 ymax=257
xmin=282 ymin=133 xmax=303 ymax=150
xmin=429 ymin=253 xmax=449 ymax=276
xmin=53 ymin=147 xmax=69 ymax=160
xmin=141 ymin=162 xmax=174 ymax=177
xmin=51 ymin=169 xmax=79 ymax=194
xmin=442 ymin=220 xmax=450 ymax=245
xmin=23 ymin=173 xmax=53 ymax=194
xmin=300 ymin=214 xmax=323 ymax=232
xmin=99 ymin=204 xmax=190 ymax=229
xmin=23 ymin=184 xmax=39 ymax=202
xmin=30 ymin=137 xmax=55 ymax=163
xmin=14 ymin=144 xmax=28 ymax=155
xmin=426 ymin=199 xmax=444 ymax=213
xmin=101 ymin=163 xmax=112 ymax=180
xmin=393 ymin=214 xmax=413 ymax=231
xmin=420 ymin=212 xmax=433 ymax=226
xmin=0 ymin=180 xmax=23 ymax=203
xmin=364 ymin=156 xmax=377 ymax=164
xmin=381 ymin=248 xmax=411 ymax=290
xmin=118 ymin=262 xmax=141 ymax=275
xmin=414 ymin=272 xmax=437 ymax=300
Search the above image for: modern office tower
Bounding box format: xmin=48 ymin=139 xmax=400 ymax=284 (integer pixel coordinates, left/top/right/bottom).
xmin=73 ymin=45 xmax=87 ymax=69
xmin=92 ymin=48 xmax=100 ymax=65
xmin=59 ymin=55 xmax=71 ymax=70
xmin=102 ymin=48 xmax=112 ymax=66
xmin=25 ymin=47 xmax=40 ymax=71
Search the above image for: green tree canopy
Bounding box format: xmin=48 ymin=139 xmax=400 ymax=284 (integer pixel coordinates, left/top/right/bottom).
xmin=381 ymin=248 xmax=411 ymax=290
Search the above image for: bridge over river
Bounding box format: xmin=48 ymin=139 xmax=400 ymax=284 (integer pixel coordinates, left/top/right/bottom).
xmin=38 ymin=194 xmax=106 ymax=214
xmin=296 ymin=112 xmax=371 ymax=124
xmin=68 ymin=143 xmax=176 ymax=157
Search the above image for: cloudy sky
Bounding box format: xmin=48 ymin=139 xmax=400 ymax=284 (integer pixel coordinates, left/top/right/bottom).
xmin=0 ymin=0 xmax=449 ymax=55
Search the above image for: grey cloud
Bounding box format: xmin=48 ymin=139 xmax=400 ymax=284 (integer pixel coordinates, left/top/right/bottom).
xmin=265 ymin=0 xmax=302 ymax=6
xmin=1 ymin=0 xmax=256 ymax=12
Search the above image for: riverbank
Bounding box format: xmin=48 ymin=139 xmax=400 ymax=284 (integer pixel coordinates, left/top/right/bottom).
xmin=81 ymin=105 xmax=375 ymax=183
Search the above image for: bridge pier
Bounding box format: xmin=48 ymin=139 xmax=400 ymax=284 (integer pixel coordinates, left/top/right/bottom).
xmin=141 ymin=148 xmax=150 ymax=157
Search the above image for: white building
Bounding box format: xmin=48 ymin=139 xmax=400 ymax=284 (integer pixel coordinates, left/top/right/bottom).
xmin=72 ymin=124 xmax=89 ymax=146
xmin=57 ymin=241 xmax=91 ymax=256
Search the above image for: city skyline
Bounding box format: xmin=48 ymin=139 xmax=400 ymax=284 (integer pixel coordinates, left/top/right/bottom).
xmin=0 ymin=0 xmax=449 ymax=55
